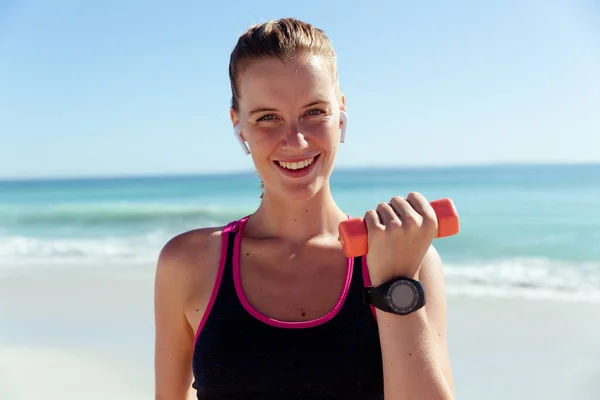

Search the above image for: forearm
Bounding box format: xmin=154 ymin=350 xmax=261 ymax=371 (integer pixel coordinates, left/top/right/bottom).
xmin=376 ymin=308 xmax=454 ymax=400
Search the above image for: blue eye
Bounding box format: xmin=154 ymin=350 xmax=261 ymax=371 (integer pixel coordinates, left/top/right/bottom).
xmin=307 ymin=108 xmax=325 ymax=116
xmin=256 ymin=109 xmax=325 ymax=122
xmin=257 ymin=114 xmax=276 ymax=121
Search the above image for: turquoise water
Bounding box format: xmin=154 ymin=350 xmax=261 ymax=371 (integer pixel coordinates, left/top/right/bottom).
xmin=1 ymin=164 xmax=599 ymax=300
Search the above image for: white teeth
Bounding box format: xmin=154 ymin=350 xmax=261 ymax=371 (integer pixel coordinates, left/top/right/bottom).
xmin=277 ymin=157 xmax=315 ymax=170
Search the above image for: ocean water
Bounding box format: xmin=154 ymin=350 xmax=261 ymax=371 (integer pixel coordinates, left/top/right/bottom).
xmin=1 ymin=163 xmax=599 ymax=301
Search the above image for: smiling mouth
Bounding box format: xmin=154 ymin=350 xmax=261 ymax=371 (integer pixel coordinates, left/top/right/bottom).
xmin=273 ymin=154 xmax=321 ymax=173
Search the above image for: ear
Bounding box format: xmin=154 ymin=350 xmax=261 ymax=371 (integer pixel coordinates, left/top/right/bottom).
xmin=230 ymin=107 xmax=240 ymax=136
xmin=230 ymin=107 xmax=250 ymax=155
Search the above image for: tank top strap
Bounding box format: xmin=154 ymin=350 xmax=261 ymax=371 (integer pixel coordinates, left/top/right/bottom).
xmin=217 ymin=216 xmax=248 ymax=295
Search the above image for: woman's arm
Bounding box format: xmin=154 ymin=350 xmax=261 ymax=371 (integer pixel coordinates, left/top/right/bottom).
xmin=154 ymin=236 xmax=196 ymax=400
xmin=363 ymin=193 xmax=456 ymax=399
xmin=375 ymin=246 xmax=454 ymax=400
xmin=154 ymin=228 xmax=223 ymax=400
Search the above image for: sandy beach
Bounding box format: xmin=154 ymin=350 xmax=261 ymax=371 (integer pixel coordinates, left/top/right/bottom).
xmin=1 ymin=266 xmax=599 ymax=400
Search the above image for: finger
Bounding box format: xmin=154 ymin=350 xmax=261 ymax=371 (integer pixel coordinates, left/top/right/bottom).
xmin=375 ymin=202 xmax=399 ymax=225
xmin=406 ymin=192 xmax=438 ymax=231
xmin=389 ymin=196 xmax=419 ymax=222
xmin=364 ymin=209 xmax=384 ymax=234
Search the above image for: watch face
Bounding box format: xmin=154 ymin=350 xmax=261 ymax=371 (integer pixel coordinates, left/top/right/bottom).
xmin=386 ymin=280 xmax=418 ymax=313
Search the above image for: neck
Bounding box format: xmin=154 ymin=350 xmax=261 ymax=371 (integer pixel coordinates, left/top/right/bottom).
xmin=245 ymin=185 xmax=347 ymax=243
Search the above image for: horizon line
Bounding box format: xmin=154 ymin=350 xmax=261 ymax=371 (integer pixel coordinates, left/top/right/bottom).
xmin=1 ymin=160 xmax=598 ymax=183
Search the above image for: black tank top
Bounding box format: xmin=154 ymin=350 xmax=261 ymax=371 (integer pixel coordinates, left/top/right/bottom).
xmin=191 ymin=217 xmax=385 ymax=399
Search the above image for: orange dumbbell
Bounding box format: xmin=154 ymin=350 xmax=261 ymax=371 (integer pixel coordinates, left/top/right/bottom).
xmin=338 ymin=198 xmax=460 ymax=258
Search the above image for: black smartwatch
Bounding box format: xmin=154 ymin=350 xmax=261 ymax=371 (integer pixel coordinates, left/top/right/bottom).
xmin=363 ymin=277 xmax=426 ymax=315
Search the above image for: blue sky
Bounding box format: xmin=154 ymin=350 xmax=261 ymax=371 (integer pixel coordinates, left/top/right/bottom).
xmin=1 ymin=0 xmax=598 ymax=179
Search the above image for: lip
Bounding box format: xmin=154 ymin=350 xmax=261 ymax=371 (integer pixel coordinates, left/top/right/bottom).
xmin=273 ymin=154 xmax=321 ymax=178
xmin=275 ymin=155 xmax=320 ymax=163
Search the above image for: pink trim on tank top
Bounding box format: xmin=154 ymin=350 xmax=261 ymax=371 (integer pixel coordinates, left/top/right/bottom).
xmin=361 ymin=256 xmax=377 ymax=320
xmin=193 ymin=220 xmax=238 ymax=344
xmin=233 ymin=216 xmax=354 ymax=329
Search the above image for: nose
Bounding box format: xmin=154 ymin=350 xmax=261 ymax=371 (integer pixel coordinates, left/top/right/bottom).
xmin=281 ymin=121 xmax=308 ymax=149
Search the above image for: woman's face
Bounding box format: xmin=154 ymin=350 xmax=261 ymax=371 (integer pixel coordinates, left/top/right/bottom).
xmin=231 ymin=53 xmax=345 ymax=201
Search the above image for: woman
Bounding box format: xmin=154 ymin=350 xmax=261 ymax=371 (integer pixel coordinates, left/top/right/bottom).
xmin=154 ymin=18 xmax=455 ymax=400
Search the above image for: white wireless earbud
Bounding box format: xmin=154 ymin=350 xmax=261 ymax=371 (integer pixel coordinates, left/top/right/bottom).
xmin=233 ymin=124 xmax=250 ymax=155
xmin=339 ymin=110 xmax=348 ymax=143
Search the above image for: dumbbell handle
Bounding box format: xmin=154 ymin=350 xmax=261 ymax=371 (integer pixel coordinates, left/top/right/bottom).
xmin=338 ymin=198 xmax=460 ymax=258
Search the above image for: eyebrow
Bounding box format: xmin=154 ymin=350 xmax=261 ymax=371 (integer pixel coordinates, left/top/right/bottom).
xmin=248 ymin=99 xmax=331 ymax=116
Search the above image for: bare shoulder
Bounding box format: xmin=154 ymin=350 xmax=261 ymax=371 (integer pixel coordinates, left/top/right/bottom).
xmin=154 ymin=225 xmax=227 ymax=330
xmin=156 ymin=225 xmax=225 ymax=278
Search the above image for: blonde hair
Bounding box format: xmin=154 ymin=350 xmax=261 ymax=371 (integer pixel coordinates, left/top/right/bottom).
xmin=228 ymin=18 xmax=340 ymax=197
xmin=228 ymin=18 xmax=339 ymax=111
